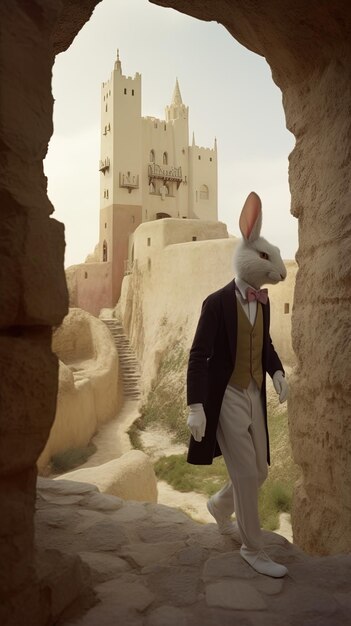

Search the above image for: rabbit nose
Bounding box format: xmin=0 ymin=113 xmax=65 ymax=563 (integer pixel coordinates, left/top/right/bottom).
xmin=280 ymin=273 xmax=286 ymax=280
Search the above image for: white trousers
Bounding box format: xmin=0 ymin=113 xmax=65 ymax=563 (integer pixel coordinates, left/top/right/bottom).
xmin=214 ymin=379 xmax=268 ymax=551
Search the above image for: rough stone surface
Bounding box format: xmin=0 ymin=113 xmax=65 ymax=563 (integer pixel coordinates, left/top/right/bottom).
xmin=206 ymin=580 xmax=267 ymax=610
xmin=0 ymin=0 xmax=72 ymax=622
xmin=33 ymin=479 xmax=351 ymax=626
xmin=38 ymin=307 xmax=120 ymax=472
xmin=57 ymin=450 xmax=158 ymax=503
xmin=150 ymin=0 xmax=351 ymax=556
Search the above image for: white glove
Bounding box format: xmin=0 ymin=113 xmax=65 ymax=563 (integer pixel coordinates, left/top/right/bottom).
xmin=273 ymin=370 xmax=288 ymax=403
xmin=187 ymin=404 xmax=206 ymax=442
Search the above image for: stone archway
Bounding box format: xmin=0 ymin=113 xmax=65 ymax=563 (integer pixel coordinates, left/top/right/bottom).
xmin=1 ymin=1 xmax=351 ymax=624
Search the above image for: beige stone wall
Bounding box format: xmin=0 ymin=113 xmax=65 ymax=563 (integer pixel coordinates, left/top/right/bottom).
xmin=130 ymin=217 xmax=229 ymax=269
xmin=37 ymin=308 xmax=119 ymax=473
xmin=58 ymin=450 xmax=158 ymax=503
xmin=269 ymin=260 xmax=297 ymax=368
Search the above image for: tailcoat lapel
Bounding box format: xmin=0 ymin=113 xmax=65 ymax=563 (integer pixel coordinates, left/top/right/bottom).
xmin=221 ymin=279 xmax=237 ymax=365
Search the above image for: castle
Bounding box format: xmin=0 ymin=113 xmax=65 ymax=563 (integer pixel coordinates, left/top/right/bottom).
xmin=66 ymin=52 xmax=219 ymax=314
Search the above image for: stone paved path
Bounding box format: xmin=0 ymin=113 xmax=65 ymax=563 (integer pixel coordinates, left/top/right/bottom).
xmin=36 ymin=478 xmax=351 ymax=626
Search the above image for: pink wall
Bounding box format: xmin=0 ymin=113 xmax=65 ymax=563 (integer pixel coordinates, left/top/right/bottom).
xmin=74 ymin=262 xmax=113 ymax=317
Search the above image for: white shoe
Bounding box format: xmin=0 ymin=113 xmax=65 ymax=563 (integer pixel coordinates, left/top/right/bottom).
xmin=240 ymin=546 xmax=288 ymax=578
xmin=207 ymin=497 xmax=240 ymax=539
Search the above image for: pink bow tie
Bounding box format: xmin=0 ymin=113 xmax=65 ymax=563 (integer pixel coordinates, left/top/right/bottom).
xmin=246 ymin=287 xmax=268 ymax=304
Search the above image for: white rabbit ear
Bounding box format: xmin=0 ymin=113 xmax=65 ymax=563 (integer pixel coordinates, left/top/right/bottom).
xmin=239 ymin=192 xmax=262 ymax=242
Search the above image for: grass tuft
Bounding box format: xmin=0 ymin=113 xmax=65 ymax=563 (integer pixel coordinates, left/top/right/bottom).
xmin=51 ymin=443 xmax=97 ymax=474
xmin=136 ymin=339 xmax=189 ymax=444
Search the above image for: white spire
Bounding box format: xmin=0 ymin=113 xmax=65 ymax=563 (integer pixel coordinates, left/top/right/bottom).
xmin=114 ymin=49 xmax=122 ymax=73
xmin=171 ymin=78 xmax=183 ymax=106
xmin=192 ymin=131 xmax=195 ymax=146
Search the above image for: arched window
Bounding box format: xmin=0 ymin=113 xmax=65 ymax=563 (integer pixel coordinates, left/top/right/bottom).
xmin=149 ymin=182 xmax=155 ymax=194
xmin=156 ymin=212 xmax=171 ymax=219
xmin=200 ymin=184 xmax=209 ymax=200
xmin=103 ymin=240 xmax=108 ymax=262
xmin=163 ymin=151 xmax=168 ymax=165
xmin=150 ymin=150 xmax=155 ymax=162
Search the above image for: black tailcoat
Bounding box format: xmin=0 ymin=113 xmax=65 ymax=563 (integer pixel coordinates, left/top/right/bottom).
xmin=186 ymin=279 xmax=284 ymax=465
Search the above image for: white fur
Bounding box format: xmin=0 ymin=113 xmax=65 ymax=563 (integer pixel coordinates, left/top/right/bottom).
xmin=234 ymin=193 xmax=287 ymax=289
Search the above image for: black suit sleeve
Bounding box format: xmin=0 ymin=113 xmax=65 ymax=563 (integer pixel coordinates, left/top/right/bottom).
xmin=266 ymin=334 xmax=285 ymax=379
xmin=187 ymin=295 xmax=220 ymax=406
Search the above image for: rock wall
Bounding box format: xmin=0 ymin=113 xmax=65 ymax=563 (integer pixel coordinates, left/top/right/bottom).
xmin=37 ymin=308 xmax=119 ymax=473
xmin=0 ymin=2 xmax=101 ymax=625
xmin=152 ymin=0 xmax=351 ymax=555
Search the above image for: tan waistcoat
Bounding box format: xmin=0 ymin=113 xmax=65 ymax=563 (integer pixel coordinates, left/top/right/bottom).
xmin=228 ymin=301 xmax=264 ymax=390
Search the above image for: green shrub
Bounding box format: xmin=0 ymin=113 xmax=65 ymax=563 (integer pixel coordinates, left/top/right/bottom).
xmin=154 ymin=446 xmax=297 ymax=531
xmin=137 ymin=340 xmax=189 ymax=444
xmin=51 ymin=443 xmax=97 ymax=474
xmin=154 ymin=453 xmax=228 ymax=496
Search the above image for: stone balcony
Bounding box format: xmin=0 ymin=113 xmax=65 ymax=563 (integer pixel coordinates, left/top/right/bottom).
xmin=148 ymin=163 xmax=182 ymax=189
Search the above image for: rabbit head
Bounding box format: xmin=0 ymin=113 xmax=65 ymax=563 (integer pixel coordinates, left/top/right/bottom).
xmin=233 ymin=192 xmax=287 ymax=289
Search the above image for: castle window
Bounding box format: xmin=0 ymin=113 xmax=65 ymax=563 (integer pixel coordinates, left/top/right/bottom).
xmin=154 ymin=122 xmax=158 ymax=128
xmin=210 ymin=157 xmax=213 ymax=162
xmin=132 ymin=89 xmax=134 ymax=96
xmin=192 ymin=236 xmax=197 ymax=241
xmin=105 ymin=104 xmax=107 ymax=112
xmin=149 ymin=150 xmax=155 ymax=163
xmin=105 ymin=222 xmax=107 ymax=228
xmin=131 ymin=215 xmax=135 ymax=223
xmin=84 ymin=272 xmax=88 ymax=279
xmin=147 ymin=238 xmax=151 ymax=247
xmin=109 ymin=90 xmax=111 ymax=95
xmin=148 ymin=258 xmax=151 ymax=271
xmin=103 ymin=241 xmax=108 ymax=262
xmin=124 ymin=88 xmax=127 ymax=95
xmin=163 ymin=152 xmax=168 ymax=165
xmin=164 ymin=124 xmax=166 ymax=131
xmin=198 ymin=155 xmax=201 ymax=160
xmin=149 ymin=182 xmax=155 ymax=194
xmin=284 ymin=303 xmax=290 ymax=314
xmin=200 ymin=184 xmax=209 ymax=200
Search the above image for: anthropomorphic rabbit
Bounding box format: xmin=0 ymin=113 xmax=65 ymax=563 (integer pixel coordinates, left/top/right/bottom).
xmin=186 ymin=191 xmax=288 ymax=578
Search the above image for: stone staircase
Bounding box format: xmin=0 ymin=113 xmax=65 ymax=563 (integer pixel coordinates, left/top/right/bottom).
xmin=101 ymin=318 xmax=141 ymax=401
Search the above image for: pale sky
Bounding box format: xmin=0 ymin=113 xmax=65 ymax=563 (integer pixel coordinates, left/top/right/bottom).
xmin=44 ymin=0 xmax=297 ymax=268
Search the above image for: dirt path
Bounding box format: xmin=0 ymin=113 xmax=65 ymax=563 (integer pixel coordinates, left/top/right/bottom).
xmin=75 ymin=399 xmax=139 ymax=469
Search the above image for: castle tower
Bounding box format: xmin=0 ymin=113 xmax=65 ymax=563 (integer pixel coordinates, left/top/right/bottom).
xmin=99 ymin=51 xmax=143 ymax=304
xmin=188 ymin=135 xmax=218 ymax=221
xmin=97 ymin=55 xmax=218 ymax=307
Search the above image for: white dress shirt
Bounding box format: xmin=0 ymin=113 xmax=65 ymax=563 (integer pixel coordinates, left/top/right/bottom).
xmin=235 ymin=277 xmax=258 ymax=326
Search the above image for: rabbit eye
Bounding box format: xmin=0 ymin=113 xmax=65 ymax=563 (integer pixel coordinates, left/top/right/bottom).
xmin=259 ymin=251 xmax=269 ymax=260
